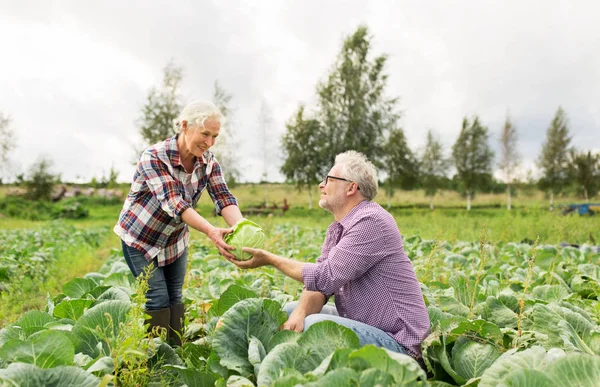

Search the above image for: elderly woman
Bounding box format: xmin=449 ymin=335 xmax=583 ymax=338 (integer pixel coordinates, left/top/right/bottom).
xmin=114 ymin=100 xmax=243 ymax=345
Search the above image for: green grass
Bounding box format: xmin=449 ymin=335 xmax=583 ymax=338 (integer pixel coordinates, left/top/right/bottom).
xmin=197 ymin=207 xmax=600 ymax=245
xmin=3 ymin=191 xmax=597 ymax=245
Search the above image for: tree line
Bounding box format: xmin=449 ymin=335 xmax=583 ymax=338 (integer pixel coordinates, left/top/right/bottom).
xmin=279 ymin=26 xmax=599 ymax=210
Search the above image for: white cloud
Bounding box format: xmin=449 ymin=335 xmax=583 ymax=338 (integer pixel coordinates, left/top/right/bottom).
xmin=0 ymin=0 xmax=598 ymax=184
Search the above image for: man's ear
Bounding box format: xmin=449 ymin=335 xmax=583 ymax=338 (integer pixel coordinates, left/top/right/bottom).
xmin=181 ymin=120 xmax=188 ymax=132
xmin=346 ymin=182 xmax=359 ymax=196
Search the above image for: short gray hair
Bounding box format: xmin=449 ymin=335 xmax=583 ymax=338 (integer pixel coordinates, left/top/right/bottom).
xmin=335 ymin=150 xmax=378 ymax=200
xmin=173 ymin=100 xmax=224 ymax=131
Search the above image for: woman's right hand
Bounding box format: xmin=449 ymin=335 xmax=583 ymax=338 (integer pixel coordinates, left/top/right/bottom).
xmin=208 ymin=227 xmax=236 ymax=259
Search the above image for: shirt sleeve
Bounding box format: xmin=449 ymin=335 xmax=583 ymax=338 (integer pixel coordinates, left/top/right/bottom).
xmin=206 ymin=160 xmax=238 ymax=215
xmin=303 ymin=215 xmax=386 ymax=295
xmin=138 ymin=151 xmax=191 ymax=223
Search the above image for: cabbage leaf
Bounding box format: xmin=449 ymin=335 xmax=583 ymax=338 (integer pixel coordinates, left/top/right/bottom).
xmin=225 ymin=218 xmax=266 ymax=261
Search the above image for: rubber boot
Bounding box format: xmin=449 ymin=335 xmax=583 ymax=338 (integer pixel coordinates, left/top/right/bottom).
xmin=145 ymin=307 xmax=170 ymax=342
xmin=169 ymin=303 xmax=185 ymax=347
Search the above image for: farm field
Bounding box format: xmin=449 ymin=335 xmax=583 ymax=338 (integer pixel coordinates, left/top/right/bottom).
xmin=3 ymin=1 xmax=599 ymax=385
xmin=0 ymin=190 xmax=599 ymax=386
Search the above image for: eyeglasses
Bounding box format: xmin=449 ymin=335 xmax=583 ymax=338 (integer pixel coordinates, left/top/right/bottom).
xmin=323 ymin=175 xmax=359 ymax=190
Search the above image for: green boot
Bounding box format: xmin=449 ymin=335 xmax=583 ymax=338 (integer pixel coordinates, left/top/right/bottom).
xmin=145 ymin=307 xmax=170 ymax=341
xmin=169 ymin=303 xmax=185 ymax=347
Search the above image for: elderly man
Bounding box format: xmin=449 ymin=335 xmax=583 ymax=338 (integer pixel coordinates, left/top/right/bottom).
xmin=231 ymin=151 xmax=430 ymax=362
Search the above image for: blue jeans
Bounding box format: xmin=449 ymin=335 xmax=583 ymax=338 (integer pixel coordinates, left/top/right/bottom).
xmin=283 ymin=301 xmax=407 ymax=354
xmin=122 ymin=240 xmax=187 ymax=311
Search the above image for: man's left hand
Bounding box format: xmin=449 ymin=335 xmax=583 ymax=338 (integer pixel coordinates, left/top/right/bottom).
xmin=226 ymin=247 xmax=272 ymax=269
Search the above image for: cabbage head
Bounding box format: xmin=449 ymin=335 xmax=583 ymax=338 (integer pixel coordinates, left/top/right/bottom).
xmin=225 ymin=218 xmax=266 ymax=261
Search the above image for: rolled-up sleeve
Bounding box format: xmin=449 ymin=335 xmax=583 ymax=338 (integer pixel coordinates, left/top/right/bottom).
xmin=206 ymin=160 xmax=238 ymax=215
xmin=138 ymin=151 xmax=191 ymax=223
xmin=302 ymin=216 xmax=386 ymax=295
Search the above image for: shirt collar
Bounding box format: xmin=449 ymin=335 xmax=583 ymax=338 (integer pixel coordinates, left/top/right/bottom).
xmin=331 ymin=200 xmax=370 ymax=230
xmin=166 ymin=135 xmax=182 ymax=167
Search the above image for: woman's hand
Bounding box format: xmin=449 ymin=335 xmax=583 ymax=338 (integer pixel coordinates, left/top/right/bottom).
xmin=226 ymin=247 xmax=273 ymax=269
xmin=208 ymin=227 xmax=236 ymax=259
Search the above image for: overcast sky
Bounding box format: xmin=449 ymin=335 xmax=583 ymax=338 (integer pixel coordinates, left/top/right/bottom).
xmin=1 ymin=0 xmax=599 ymax=183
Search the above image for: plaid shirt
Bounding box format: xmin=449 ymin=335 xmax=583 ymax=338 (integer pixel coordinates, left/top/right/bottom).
xmin=302 ymin=200 xmax=430 ymax=359
xmin=114 ymin=135 xmax=238 ymax=267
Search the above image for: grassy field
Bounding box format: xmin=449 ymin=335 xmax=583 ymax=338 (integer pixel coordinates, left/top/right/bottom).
xmin=217 ymin=183 xmax=594 ymax=210
xmin=198 ymin=184 xmax=600 ymax=245
xmin=2 ymin=183 xmax=599 ymax=244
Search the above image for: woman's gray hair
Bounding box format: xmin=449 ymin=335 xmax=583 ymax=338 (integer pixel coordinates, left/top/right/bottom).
xmin=335 ymin=150 xmax=378 ymax=201
xmin=173 ymin=100 xmax=224 ymax=131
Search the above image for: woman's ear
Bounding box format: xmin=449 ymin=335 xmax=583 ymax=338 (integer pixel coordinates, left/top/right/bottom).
xmin=181 ymin=120 xmax=188 ymax=132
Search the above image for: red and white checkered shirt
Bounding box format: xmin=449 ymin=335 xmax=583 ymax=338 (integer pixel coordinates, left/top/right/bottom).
xmin=114 ymin=135 xmax=238 ymax=267
xmin=302 ymin=200 xmax=430 ymax=359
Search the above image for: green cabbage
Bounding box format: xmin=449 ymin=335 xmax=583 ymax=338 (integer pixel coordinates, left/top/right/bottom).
xmin=225 ymin=218 xmax=266 ymax=261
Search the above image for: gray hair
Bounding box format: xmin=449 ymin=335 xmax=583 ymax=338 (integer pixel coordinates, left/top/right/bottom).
xmin=173 ymin=100 xmax=224 ymax=131
xmin=335 ymin=150 xmax=378 ymax=201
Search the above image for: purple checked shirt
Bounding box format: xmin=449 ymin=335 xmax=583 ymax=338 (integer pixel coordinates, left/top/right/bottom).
xmin=302 ymin=200 xmax=430 ymax=358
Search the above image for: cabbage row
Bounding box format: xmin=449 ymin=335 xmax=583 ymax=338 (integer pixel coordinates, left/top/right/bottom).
xmin=0 ymin=225 xmax=599 ymax=386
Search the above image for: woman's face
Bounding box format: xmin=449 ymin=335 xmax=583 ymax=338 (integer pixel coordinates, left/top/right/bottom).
xmin=182 ymin=118 xmax=220 ymax=158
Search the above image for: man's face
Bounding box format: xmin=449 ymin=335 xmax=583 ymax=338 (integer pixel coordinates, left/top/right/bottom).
xmin=318 ymin=164 xmax=349 ymax=213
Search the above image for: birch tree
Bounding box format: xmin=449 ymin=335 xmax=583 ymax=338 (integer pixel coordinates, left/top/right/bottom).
xmin=452 ymin=116 xmax=494 ymax=211
xmin=212 ymin=81 xmax=240 ymax=184
xmin=138 ymin=60 xmax=183 ymax=147
xmin=537 ymin=107 xmax=572 ymax=210
xmin=382 ymin=127 xmax=418 ymax=209
xmin=421 ymin=130 xmax=449 ymax=210
xmin=0 ymin=112 xmax=16 ymax=183
xmin=498 ymin=114 xmax=520 ymax=210
xmin=257 ymin=100 xmax=273 ymax=206
xmin=280 ymin=106 xmax=327 ymax=209
xmin=317 ymin=25 xmax=399 ymax=167
xmin=569 ymin=150 xmax=600 ymax=203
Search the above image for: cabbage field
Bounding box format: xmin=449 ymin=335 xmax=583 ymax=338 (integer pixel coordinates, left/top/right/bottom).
xmin=0 ymin=224 xmax=599 ymax=386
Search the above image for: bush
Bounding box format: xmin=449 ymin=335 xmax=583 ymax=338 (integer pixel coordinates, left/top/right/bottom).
xmin=0 ymin=196 xmax=89 ymax=220
xmin=25 ymin=158 xmax=57 ymax=201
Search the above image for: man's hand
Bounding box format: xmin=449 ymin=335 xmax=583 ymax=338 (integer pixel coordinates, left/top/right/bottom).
xmin=208 ymin=227 xmax=236 ymax=259
xmin=281 ymin=310 xmax=305 ymax=332
xmin=227 ymin=247 xmax=273 ymax=269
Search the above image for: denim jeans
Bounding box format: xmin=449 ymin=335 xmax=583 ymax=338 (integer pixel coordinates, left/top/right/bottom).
xmin=121 ymin=240 xmax=187 ymax=311
xmin=283 ymin=301 xmax=408 ymax=354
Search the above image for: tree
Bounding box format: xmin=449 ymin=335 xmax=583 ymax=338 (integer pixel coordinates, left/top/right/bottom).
xmin=258 ymin=99 xmax=273 ymax=206
xmin=382 ymin=127 xmax=418 ymax=209
xmin=106 ymin=166 xmax=119 ymax=189
xmin=569 ymin=150 xmax=600 ymax=203
xmin=498 ymin=114 xmax=520 ymax=210
xmin=0 ymin=112 xmax=16 ymax=183
xmin=212 ymin=80 xmax=241 ymax=185
xmin=420 ymin=130 xmax=450 ymax=210
xmin=317 ymin=25 xmax=399 ymax=167
xmin=138 ymin=60 xmax=183 ymax=147
xmin=452 ymin=116 xmax=495 ymax=210
xmin=537 ymin=107 xmax=572 ymax=210
xmin=25 ymin=157 xmax=57 ymax=201
xmin=281 ymin=106 xmax=327 ymax=209
xmin=90 ymin=166 xmax=119 ymax=189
